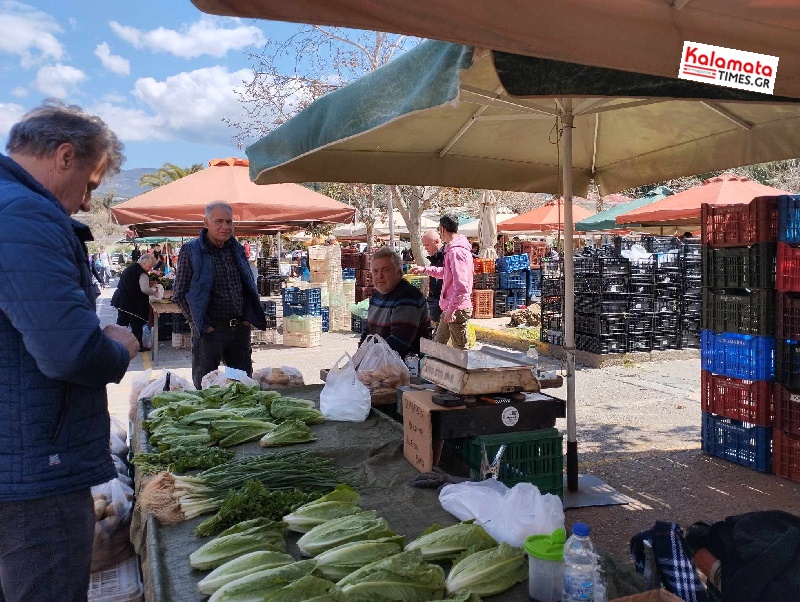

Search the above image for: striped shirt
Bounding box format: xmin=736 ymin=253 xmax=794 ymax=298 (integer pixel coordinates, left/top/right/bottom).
xmin=360 ymin=279 xmax=431 ymax=358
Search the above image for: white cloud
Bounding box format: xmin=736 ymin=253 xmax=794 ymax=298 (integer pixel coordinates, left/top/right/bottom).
xmin=0 ymin=1 xmax=64 ymax=67
xmin=130 ymin=66 xmax=252 ymax=144
xmin=33 ymin=64 xmax=87 ymax=97
xmin=101 ymin=92 xmax=127 ymax=104
xmin=90 ymin=102 xmax=168 ymax=142
xmin=0 ymin=102 xmax=26 ymax=138
xmin=10 ymin=86 xmax=27 ymax=98
xmin=95 ymin=42 xmax=130 ymax=76
xmin=109 ymin=16 xmax=264 ymax=59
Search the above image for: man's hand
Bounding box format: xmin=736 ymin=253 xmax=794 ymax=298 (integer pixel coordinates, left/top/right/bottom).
xmin=409 ymin=265 xmax=426 ymax=275
xmin=103 ymin=324 xmax=139 ymax=360
xmin=443 ymin=310 xmax=454 ymax=323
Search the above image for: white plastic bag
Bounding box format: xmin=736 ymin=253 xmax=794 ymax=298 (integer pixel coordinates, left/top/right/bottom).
xmin=201 ymin=368 xmax=258 ymax=390
xmin=320 ymin=353 xmax=372 ymax=422
xmin=253 ymin=366 xmax=305 ymax=388
xmin=141 ymin=325 xmax=153 ymax=349
xmin=439 ymin=480 xmax=564 ymax=548
xmin=353 ymin=334 xmax=410 ymax=394
xmin=91 ymin=478 xmax=135 ymax=571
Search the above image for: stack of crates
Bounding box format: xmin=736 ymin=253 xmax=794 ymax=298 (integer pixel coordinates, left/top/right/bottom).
xmin=282 ymin=287 xmax=322 ymax=347
xmin=539 ymin=259 xmax=563 ymax=345
xmin=471 ymin=258 xmax=504 ymax=316
xmin=680 ymin=238 xmax=703 ymax=348
xmin=256 ymin=256 xmax=284 ymax=298
xmin=354 ymin=252 xmax=374 ymax=302
xmin=774 ymin=194 xmax=800 ymax=483
xmin=496 ymin=254 xmax=530 ymax=311
xmin=700 ymin=196 xmax=779 ymax=473
xmin=574 ymin=255 xmax=630 ymax=354
xmin=514 ymin=241 xmax=547 ymax=303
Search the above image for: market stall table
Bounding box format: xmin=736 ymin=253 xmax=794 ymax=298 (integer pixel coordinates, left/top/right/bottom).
xmin=130 ymin=385 xmax=642 ymax=601
xmin=148 ymin=300 xmax=184 ymax=365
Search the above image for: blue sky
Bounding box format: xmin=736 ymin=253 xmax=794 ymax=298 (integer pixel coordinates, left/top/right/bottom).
xmin=0 ymin=0 xmax=302 ymax=169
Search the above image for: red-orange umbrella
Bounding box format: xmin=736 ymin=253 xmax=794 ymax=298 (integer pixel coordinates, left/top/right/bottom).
xmin=109 ymin=158 xmax=355 ymax=233
xmin=615 ymin=173 xmax=791 ymax=227
xmin=498 ymin=200 xmax=595 ymax=233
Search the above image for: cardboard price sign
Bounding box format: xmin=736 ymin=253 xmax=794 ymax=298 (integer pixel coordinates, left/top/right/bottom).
xmin=402 ymin=390 xmax=463 ymax=473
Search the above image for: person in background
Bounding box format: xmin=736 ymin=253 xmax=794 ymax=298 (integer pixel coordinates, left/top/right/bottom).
xmin=410 ymin=215 xmax=473 ymax=349
xmin=360 ymin=246 xmax=431 ymax=358
xmin=549 ymin=246 xmax=560 ymax=260
xmin=243 ymin=240 xmax=251 ymax=259
xmin=96 ymin=244 xmax=111 ymax=285
xmin=612 ymin=236 xmax=623 ymax=258
xmin=173 ymin=202 xmax=267 ymax=389
xmin=112 ymin=254 xmax=159 ymax=351
xmin=131 ymin=243 xmax=142 ymax=262
xmin=471 ymin=241 xmax=480 ymax=257
xmin=421 ymin=229 xmax=445 ymax=324
xmin=0 ymin=100 xmax=138 ymax=601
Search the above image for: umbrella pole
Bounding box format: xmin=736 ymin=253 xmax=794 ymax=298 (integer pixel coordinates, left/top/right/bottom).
xmin=561 ymin=100 xmax=578 ymax=492
xmin=277 ymin=234 xmax=282 ymax=260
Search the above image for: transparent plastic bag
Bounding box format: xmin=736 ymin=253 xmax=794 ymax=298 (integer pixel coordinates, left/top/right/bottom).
xmin=354 ymin=334 xmax=410 ymax=394
xmin=141 ymin=325 xmax=153 ymax=349
xmin=253 ymin=366 xmax=305 ymax=388
xmin=201 ymin=368 xmax=258 ymax=390
xmin=91 ymin=478 xmax=135 ymax=572
xmin=320 ymin=353 xmax=371 ymax=422
xmin=139 ymin=370 xmax=195 ymax=400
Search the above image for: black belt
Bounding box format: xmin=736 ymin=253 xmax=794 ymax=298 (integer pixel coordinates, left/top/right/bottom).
xmin=211 ymin=318 xmax=248 ymax=327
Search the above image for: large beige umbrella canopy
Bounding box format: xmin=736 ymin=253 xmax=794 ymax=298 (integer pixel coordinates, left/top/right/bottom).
xmin=191 ymin=0 xmax=800 ymax=99
xmin=110 ymin=158 xmax=356 ymax=236
xmin=499 ymin=201 xmax=596 ymax=233
xmin=477 ymin=191 xmax=498 ymax=260
xmin=242 ymin=40 xmax=800 ymax=492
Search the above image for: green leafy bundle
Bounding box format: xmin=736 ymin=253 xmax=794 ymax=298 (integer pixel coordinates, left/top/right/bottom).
xmin=131 ymin=445 xmax=234 ymax=475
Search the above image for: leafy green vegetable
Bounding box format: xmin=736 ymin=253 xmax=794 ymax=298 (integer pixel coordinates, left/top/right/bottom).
xmin=207 ymin=559 xmax=317 ymax=602
xmin=270 ymin=398 xmax=326 ymax=424
xmin=262 ymin=575 xmax=341 ymax=601
xmin=156 ymin=432 xmax=214 ymax=452
xmin=404 ymin=522 xmax=496 ymax=561
xmin=209 ymin=417 xmax=278 ymax=447
xmin=297 ymin=510 xmax=396 ymax=557
xmin=150 ymin=390 xmax=204 ymax=407
xmin=197 ymin=550 xmax=295 ymax=595
xmin=282 ymin=486 xmax=362 ymax=533
xmin=259 ymin=419 xmax=317 ymax=447
xmin=273 ymin=396 xmax=316 ymax=408
xmin=195 ymin=480 xmax=321 ymax=537
xmin=180 ymin=408 xmax=241 ymax=428
xmin=131 ymin=445 xmax=234 ymax=475
xmin=314 ymin=536 xmax=405 ymax=581
xmin=189 ymin=518 xmax=287 ymax=570
xmin=336 ymin=550 xmax=446 ymax=602
xmin=445 ymin=542 xmax=527 ymax=597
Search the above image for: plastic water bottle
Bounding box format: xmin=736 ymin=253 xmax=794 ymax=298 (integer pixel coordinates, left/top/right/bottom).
xmin=563 ymin=522 xmax=597 ymax=602
xmin=527 ymin=344 xmax=539 ymax=363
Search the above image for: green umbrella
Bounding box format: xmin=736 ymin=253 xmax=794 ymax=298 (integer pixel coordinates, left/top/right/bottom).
xmin=575 ymin=186 xmax=673 ymax=232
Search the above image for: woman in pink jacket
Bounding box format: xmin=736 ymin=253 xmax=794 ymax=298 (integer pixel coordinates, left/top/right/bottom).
xmin=411 ymin=215 xmax=474 ymax=349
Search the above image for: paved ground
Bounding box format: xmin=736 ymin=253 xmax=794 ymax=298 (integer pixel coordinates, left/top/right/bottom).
xmin=99 ymin=282 xmax=800 ymax=565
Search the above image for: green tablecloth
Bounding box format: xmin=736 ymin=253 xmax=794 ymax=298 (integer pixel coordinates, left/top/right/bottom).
xmin=130 ymin=385 xmax=640 ymax=601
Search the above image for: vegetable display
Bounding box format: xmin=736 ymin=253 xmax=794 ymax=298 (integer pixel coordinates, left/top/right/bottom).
xmin=445 ymin=542 xmax=528 ymax=596
xmin=197 ymin=551 xmax=295 ymax=595
xmin=336 ymin=549 xmax=446 ymax=601
xmin=283 ymin=485 xmax=361 ymax=533
xmin=189 ymin=518 xmax=287 ymax=570
xmin=260 ymin=419 xmax=317 ymax=447
xmin=207 ymin=559 xmax=318 ymax=602
xmin=297 ymin=511 xmax=396 ymax=557
xmin=404 ymin=521 xmax=497 ymax=561
xmin=313 ymin=537 xmax=405 ymax=582
xmin=131 ymin=445 xmax=234 ymax=476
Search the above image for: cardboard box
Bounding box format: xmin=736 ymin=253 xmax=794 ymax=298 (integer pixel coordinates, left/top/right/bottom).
xmin=611 ymin=590 xmax=685 ymax=602
xmin=402 ymin=390 xmax=463 ymax=473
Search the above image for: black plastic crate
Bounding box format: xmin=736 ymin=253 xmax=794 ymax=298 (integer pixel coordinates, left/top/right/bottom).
xmin=264 ymin=315 xmax=277 ymax=329
xmin=542 ymin=279 xmax=563 ymax=296
xmin=576 ymin=332 xmax=627 ymax=354
xmin=777 ymin=339 xmax=800 ymax=389
xmin=628 ymin=315 xmax=654 ymax=333
xmin=540 ymin=258 xmax=562 ymax=279
xmin=473 ymin=272 xmax=499 ymax=290
xmin=628 ymin=282 xmax=655 ymax=296
xmin=627 ymin=334 xmax=653 ymax=353
xmin=540 ymin=327 xmax=564 ymax=346
xmin=682 ymin=294 xmax=702 ymax=314
xmin=682 ymin=238 xmax=703 ymax=260
xmin=601 ymin=275 xmax=629 ymax=294
xmin=629 ymin=295 xmax=655 ymax=313
xmin=702 ymin=243 xmax=777 ymax=289
xmin=655 ymin=266 xmax=682 ymax=284
xmin=654 ymin=297 xmax=680 ymax=314
xmin=652 ymin=332 xmax=681 ymax=351
xmin=680 ymin=326 xmax=701 ymax=349
xmin=541 ymin=295 xmax=563 ymax=313
xmin=351 ymin=314 xmax=364 ymax=333
xmin=683 ymin=276 xmax=702 ymax=296
xmin=575 ymin=275 xmax=601 ymax=294
xmin=574 ymin=255 xmax=630 ymax=276
xmin=261 ymin=300 xmax=277 ymax=316
xmin=656 ymin=283 xmax=682 ymax=299
xmin=541 ymin=314 xmax=563 ymax=331
xmin=575 ymin=312 xmax=627 ymax=335
xmin=629 ymin=259 xmax=656 ymax=281
xmin=642 ymin=235 xmax=682 ymax=254
xmin=702 ymin=288 xmax=775 ymax=336
xmin=653 ymin=314 xmax=681 ymax=332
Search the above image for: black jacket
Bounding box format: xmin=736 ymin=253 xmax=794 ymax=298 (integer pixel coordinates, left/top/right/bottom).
xmin=426 ymin=246 xmax=445 ymax=321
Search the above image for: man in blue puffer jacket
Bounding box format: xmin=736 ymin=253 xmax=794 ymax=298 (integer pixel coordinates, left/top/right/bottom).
xmin=0 ymin=100 xmax=138 ymax=601
xmin=172 ymin=202 xmax=267 ymax=389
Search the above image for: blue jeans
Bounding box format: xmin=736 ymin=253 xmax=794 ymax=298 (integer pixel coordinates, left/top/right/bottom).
xmin=0 ymin=488 xmax=94 ymax=602
xmin=191 ymin=323 xmax=253 ymax=389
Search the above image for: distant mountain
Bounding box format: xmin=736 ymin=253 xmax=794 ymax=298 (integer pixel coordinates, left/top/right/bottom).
xmin=97 ymin=168 xmax=156 ymax=201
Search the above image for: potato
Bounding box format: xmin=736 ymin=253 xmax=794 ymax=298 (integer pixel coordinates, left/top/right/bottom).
xmin=94 ymin=500 xmax=106 ymax=521
xmin=103 ymin=504 xmax=116 ymax=519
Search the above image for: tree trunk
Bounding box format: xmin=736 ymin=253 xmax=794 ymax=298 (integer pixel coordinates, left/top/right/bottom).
xmin=364 ymin=186 xmax=376 ymax=251
xmin=392 ymin=186 xmax=426 ymax=265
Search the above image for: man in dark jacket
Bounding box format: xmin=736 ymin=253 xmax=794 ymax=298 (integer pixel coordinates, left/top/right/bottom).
xmin=421 ymin=229 xmax=445 ymax=323
xmin=0 ymin=100 xmax=138 ymax=601
xmin=173 ymin=202 xmax=267 ymax=389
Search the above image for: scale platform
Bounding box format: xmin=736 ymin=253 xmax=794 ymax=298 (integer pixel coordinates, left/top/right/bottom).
xmin=419 ymin=339 xmax=549 ymax=395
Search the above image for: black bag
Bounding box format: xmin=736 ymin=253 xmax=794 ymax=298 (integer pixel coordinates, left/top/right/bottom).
xmin=110 ymin=288 xmax=120 ymax=308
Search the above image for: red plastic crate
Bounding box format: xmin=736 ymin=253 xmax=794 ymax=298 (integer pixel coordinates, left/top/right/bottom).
xmin=777 ymin=292 xmax=800 ymax=340
xmin=517 ymin=241 xmax=548 ymax=269
xmin=701 ymin=370 xmax=773 ymax=426
xmin=774 ymin=383 xmax=800 ymax=436
xmin=776 ymin=242 xmax=800 ymax=292
xmin=355 ymin=286 xmax=374 ymax=302
xmin=773 ymin=429 xmax=800 ymax=483
xmin=471 ymin=289 xmax=494 ymax=319
xmin=473 ymin=258 xmax=495 ymax=274
xmin=701 ymin=196 xmax=778 ymax=248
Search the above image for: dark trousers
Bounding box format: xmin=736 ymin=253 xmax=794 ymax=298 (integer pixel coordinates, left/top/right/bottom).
xmin=0 ymin=488 xmax=94 ymax=602
xmin=116 ymin=311 xmax=145 ymax=346
xmin=192 ymin=324 xmax=253 ymax=389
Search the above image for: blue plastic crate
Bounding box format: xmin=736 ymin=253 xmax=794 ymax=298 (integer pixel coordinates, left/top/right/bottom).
xmin=499 ymin=271 xmax=527 ymax=289
xmin=342 ymin=268 xmax=356 ymax=279
xmin=700 ymin=330 xmax=775 ymax=381
xmin=701 ymin=411 xmax=772 ymax=472
xmin=508 ymin=288 xmax=527 ymax=309
xmin=778 ymin=195 xmax=800 ymax=243
xmin=261 ymin=300 xmax=277 ymax=316
xmin=283 ymin=301 xmax=322 ymax=317
xmin=321 ymin=307 xmax=329 ymax=332
xmin=527 ymin=268 xmax=542 ymax=297
xmin=282 ymin=287 xmax=322 ymax=305
xmin=496 ymin=254 xmax=530 ymax=272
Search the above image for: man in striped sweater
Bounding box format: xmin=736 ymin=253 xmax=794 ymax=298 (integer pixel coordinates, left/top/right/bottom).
xmin=360 ymin=246 xmax=432 ymax=358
